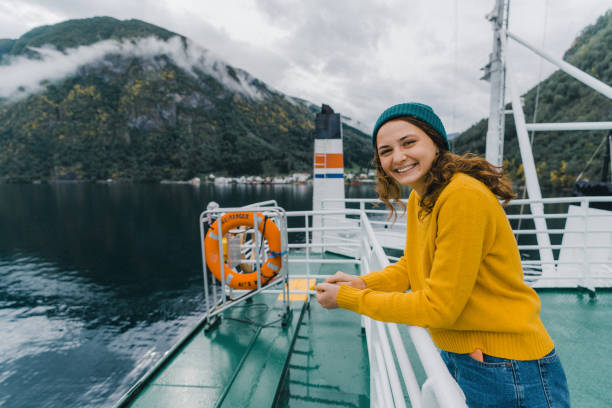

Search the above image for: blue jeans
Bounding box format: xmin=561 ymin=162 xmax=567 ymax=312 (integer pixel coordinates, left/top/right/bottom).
xmin=440 ymin=349 xmax=570 ymax=407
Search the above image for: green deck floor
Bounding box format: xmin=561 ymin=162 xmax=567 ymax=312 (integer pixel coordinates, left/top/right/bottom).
xmin=538 ymin=290 xmax=612 ymax=407
xmin=121 ymin=254 xmax=369 ymax=408
xmin=280 ymin=303 xmax=370 ymax=407
xmin=125 ymin=292 xmax=302 ymax=408
xmin=391 ymin=290 xmax=612 ymax=407
xmin=120 ymin=252 xmax=612 ymax=407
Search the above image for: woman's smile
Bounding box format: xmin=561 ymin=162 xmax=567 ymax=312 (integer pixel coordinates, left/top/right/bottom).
xmin=393 ymin=162 xmax=418 ymax=174
xmin=376 ymin=119 xmax=439 ymax=195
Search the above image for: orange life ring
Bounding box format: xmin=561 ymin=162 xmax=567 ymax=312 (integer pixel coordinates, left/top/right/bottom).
xmin=204 ymin=212 xmax=282 ymax=290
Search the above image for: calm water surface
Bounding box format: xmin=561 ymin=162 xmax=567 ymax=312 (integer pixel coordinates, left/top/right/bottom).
xmin=0 ymin=183 xmax=377 ymax=408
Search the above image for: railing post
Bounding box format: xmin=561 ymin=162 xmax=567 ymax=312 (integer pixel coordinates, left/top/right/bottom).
xmin=217 ymin=213 xmax=226 ymax=307
xmin=305 ymin=213 xmax=311 ymax=295
xmin=254 ymin=212 xmax=262 ymax=291
xmin=581 ymin=199 xmax=591 ymax=290
xmin=200 ymin=214 xmax=211 ymax=321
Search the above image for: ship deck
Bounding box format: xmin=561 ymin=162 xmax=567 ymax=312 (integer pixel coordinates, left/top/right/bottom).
xmin=538 ymin=289 xmax=611 ymax=406
xmin=118 ymin=253 xmax=612 ymax=407
xmin=119 ymin=254 xmax=371 ymax=408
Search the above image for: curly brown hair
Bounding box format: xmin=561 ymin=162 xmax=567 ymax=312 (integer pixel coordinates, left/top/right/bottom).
xmin=374 ymin=117 xmax=516 ymax=221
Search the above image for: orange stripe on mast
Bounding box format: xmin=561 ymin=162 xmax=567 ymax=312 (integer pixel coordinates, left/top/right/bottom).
xmin=314 ymin=153 xmax=343 ymax=169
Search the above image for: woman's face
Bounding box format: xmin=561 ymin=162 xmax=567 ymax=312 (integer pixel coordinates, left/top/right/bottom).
xmin=376 ymin=119 xmax=439 ymax=196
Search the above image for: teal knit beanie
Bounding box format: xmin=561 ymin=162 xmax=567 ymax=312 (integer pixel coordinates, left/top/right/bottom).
xmin=372 ymin=102 xmax=449 ymax=150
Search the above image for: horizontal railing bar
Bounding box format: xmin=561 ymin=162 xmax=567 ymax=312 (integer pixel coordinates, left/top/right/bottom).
xmin=207 ymin=276 xmax=285 ymax=317
xmin=518 ymin=245 xmax=612 ymax=250
xmin=513 ymin=229 xmax=612 ymax=234
xmin=289 ymin=274 xmax=336 ymax=279
xmin=379 ymin=228 xmax=612 ymax=237
xmin=324 ymin=198 xmax=405 ymax=204
xmin=227 ymin=289 xmax=313 ymax=295
xmin=370 ymin=220 xmax=407 ymax=227
xmin=360 ymin=209 xmax=394 ymax=215
xmin=530 ymin=275 xmax=612 ymax=280
xmin=288 ymin=259 xmax=360 ymax=264
xmin=286 ymin=209 xmax=364 ymax=217
xmin=287 ymin=226 xmax=360 ymax=233
xmin=287 ymin=243 xmax=361 ymax=248
xmin=381 ymin=259 xmax=612 ymax=266
xmin=525 ymin=122 xmax=612 ymax=131
xmin=507 ymin=213 xmax=612 ymax=220
xmin=507 ymin=214 xmax=572 ymax=220
xmin=508 ymin=196 xmax=612 ymax=204
xmin=521 ymin=260 xmax=612 ymax=265
xmin=322 ymin=196 xmax=612 ymax=205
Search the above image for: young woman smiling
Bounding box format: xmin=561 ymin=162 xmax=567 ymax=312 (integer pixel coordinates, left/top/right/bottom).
xmin=315 ymin=103 xmax=570 ymax=407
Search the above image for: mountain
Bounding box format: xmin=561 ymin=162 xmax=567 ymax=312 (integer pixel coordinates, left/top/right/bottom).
xmin=0 ymin=17 xmax=373 ymax=182
xmin=454 ymin=10 xmax=612 ymax=192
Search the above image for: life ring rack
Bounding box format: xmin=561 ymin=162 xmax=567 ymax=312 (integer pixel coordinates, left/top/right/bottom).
xmin=204 ymin=211 xmax=283 ymax=290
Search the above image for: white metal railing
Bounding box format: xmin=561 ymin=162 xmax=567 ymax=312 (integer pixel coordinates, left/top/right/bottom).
xmin=525 ymin=122 xmax=612 ymax=132
xmin=201 ymin=204 xmax=466 ymax=407
xmin=357 ymin=210 xmax=466 ymax=407
xmin=283 ymin=208 xmax=466 ymax=406
xmin=323 ymin=195 xmax=612 ymax=290
xmin=201 ymin=195 xmax=609 ymax=404
xmin=200 ymin=201 xmax=291 ymax=325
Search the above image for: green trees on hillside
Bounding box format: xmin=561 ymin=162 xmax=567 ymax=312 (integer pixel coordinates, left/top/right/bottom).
xmin=0 ymin=34 xmax=373 ymax=182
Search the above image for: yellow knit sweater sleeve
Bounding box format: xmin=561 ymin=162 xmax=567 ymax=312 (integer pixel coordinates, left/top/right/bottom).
xmin=337 ymin=184 xmax=490 ymax=328
xmin=359 ymin=254 xmax=411 ymax=292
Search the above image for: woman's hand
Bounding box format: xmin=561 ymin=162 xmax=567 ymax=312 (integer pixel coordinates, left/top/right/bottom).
xmin=315 ymin=282 xmax=340 ymax=309
xmin=324 ymin=271 xmax=366 ymax=289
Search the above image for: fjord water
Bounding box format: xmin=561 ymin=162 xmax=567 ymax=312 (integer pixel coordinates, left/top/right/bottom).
xmin=0 ymin=183 xmax=377 ymax=408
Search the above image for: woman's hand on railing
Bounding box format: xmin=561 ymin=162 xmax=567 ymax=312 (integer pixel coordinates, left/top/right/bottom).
xmin=315 ymin=283 xmax=340 ymax=309
xmin=317 ymin=272 xmax=366 ymax=309
xmin=324 ymin=271 xmax=366 ymax=289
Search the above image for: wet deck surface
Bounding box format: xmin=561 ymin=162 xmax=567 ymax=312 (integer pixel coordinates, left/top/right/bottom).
xmin=538 ymin=290 xmax=612 ymax=407
xmin=127 ymin=292 xmax=301 ymax=408
xmin=123 ymin=253 xmax=369 ymax=407
xmin=390 ymin=290 xmax=612 ymax=408
xmin=280 ymin=303 xmax=369 ymax=407
xmin=122 ymin=252 xmax=611 ymax=407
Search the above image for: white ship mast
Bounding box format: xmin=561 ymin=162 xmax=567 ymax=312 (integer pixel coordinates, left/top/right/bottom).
xmin=482 ymin=0 xmax=507 ymax=168
xmin=484 ymin=0 xmax=612 ymax=280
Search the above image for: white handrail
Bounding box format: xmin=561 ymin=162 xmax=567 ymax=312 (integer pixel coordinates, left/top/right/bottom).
xmin=204 ymin=201 xmax=609 ymax=406
xmin=255 ymin=208 xmax=467 ymax=407
xmin=525 ymin=122 xmax=612 ymax=131
xmin=326 ymin=195 xmax=612 ymax=205
xmin=387 ymin=323 xmax=423 ymax=408
xmin=357 ymin=211 xmax=467 ymax=407
xmin=376 ymin=321 xmax=407 ymax=408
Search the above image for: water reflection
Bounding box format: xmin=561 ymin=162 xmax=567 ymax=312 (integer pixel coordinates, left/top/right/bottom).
xmin=0 ymin=183 xmax=377 ymax=408
xmin=0 ymin=253 xmax=207 ymax=407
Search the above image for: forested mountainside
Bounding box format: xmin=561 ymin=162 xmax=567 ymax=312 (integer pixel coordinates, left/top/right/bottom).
xmin=454 ymin=10 xmax=612 ymax=192
xmin=0 ymin=17 xmax=372 ymax=182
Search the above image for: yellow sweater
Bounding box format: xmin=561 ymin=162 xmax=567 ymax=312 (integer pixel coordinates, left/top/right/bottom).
xmin=337 ymin=173 xmax=554 ymax=360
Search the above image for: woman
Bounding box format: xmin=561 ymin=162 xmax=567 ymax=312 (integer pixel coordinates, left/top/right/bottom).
xmin=315 ymin=102 xmax=570 ymax=407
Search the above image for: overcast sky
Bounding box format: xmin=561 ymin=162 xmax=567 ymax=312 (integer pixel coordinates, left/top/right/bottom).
xmin=1 ymin=0 xmax=610 ymax=133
